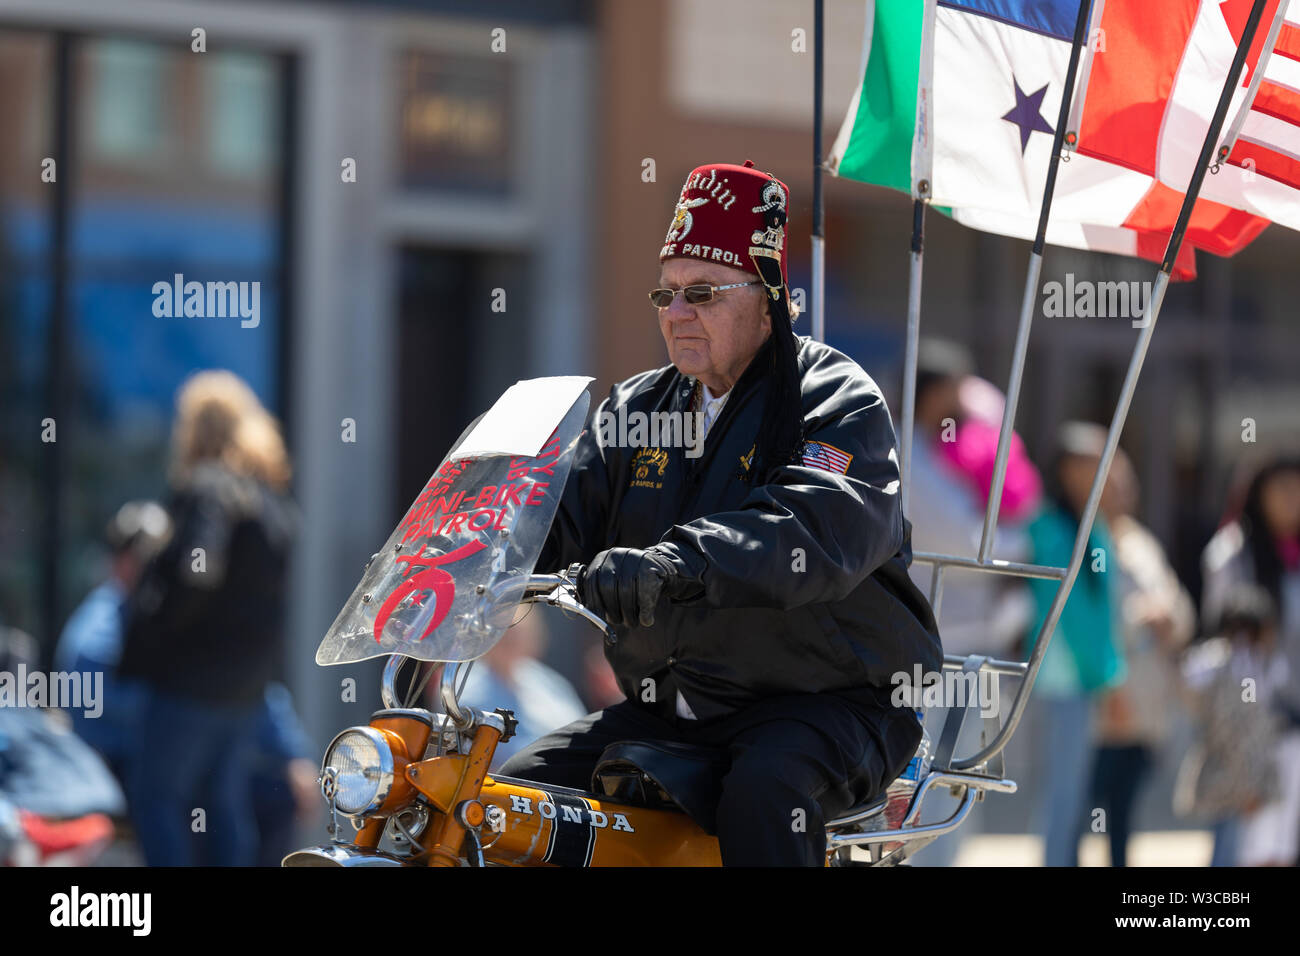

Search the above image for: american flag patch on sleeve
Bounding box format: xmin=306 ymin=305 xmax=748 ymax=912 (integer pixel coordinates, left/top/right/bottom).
xmin=801 ymin=440 xmax=853 ymax=475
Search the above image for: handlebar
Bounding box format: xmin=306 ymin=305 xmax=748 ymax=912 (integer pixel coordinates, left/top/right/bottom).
xmin=382 ymin=567 xmax=611 ymax=733
xmin=380 ymin=566 xmax=612 ymax=728
xmin=520 ymin=563 xmax=615 ymax=645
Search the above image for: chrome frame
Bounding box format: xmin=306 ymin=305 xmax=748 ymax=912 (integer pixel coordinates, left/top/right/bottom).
xmin=853 ymin=0 xmax=1264 ymax=862
xmin=823 ymin=649 xmax=1022 ymax=864
xmin=283 ymin=845 xmax=408 ymax=867
xmin=387 ymin=802 xmax=431 ymax=857
xmin=885 ymin=0 xmax=1258 ymax=788
xmin=825 ymin=794 xmax=889 ymax=830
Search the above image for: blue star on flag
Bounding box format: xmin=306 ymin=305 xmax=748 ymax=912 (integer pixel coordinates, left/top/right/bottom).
xmin=1002 ymin=77 xmax=1054 ymax=154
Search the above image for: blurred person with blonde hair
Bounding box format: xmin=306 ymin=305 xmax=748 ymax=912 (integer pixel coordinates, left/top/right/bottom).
xmin=119 ymin=370 xmax=297 ymax=867
xmin=167 ymin=370 xmax=292 ymax=492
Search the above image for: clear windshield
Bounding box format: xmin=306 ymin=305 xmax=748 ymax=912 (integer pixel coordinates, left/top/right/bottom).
xmin=314 ymin=387 xmax=590 ymax=666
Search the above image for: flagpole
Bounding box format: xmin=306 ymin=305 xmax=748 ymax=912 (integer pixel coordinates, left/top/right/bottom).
xmin=975 ymin=0 xmax=1095 ymax=562
xmin=957 ymin=0 xmax=1270 ymax=771
xmin=899 ymin=197 xmax=926 ymax=519
xmin=812 ymin=0 xmax=826 ymax=344
xmin=898 ymin=0 xmax=938 ymax=519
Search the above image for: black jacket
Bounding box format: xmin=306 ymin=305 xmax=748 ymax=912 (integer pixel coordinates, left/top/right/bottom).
xmin=119 ymin=463 xmax=297 ymax=706
xmin=540 ymin=336 xmax=943 ymax=722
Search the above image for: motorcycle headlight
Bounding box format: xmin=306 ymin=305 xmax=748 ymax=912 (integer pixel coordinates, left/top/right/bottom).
xmin=321 ymin=727 xmax=395 ymax=817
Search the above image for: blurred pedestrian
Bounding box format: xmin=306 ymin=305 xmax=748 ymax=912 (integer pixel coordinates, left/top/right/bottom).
xmin=1202 ymin=455 xmax=1300 ymax=726
xmin=1176 ymin=585 xmax=1296 ymax=865
xmin=1200 ymin=454 xmax=1300 ymax=864
xmin=118 ymin=371 xmax=297 ymax=867
xmin=54 ymin=501 xmax=171 ymax=787
xmin=456 ymin=611 xmax=587 ymax=770
xmin=907 ymin=340 xmax=1036 ymax=662
xmin=248 ymin=682 xmax=319 ymax=867
xmin=1089 ymin=450 xmax=1195 ymax=866
xmin=1024 ymin=422 xmax=1126 ymax=867
xmin=906 ymin=341 xmax=1038 ymax=866
xmin=0 ymin=626 xmax=123 ymax=865
xmin=582 ymin=641 xmax=626 ymax=711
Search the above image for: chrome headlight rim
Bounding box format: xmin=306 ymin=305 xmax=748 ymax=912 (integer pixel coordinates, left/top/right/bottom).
xmin=321 ymin=726 xmax=396 ymax=818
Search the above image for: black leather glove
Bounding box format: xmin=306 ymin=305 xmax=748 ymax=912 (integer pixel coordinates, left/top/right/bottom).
xmin=580 ymin=547 xmax=679 ymax=629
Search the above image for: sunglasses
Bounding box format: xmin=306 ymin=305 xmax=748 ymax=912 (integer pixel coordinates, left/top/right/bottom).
xmin=648 ymin=281 xmax=760 ymax=309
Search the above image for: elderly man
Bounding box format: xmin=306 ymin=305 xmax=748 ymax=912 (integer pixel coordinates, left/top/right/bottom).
xmin=499 ymin=161 xmax=942 ymax=865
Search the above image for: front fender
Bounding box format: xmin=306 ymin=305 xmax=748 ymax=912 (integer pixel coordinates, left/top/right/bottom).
xmin=282 ymin=844 xmax=409 ymax=867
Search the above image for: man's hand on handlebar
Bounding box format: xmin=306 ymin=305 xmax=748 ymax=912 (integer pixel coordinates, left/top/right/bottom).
xmin=578 ymin=547 xmax=679 ymax=629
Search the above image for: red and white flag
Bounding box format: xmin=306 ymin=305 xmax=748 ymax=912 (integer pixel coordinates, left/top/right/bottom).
xmin=829 ymin=0 xmax=1297 ymax=280
xmin=1075 ymin=0 xmax=1300 ymax=232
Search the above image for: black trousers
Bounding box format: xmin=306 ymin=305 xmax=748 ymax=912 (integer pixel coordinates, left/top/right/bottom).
xmin=1088 ymin=743 xmax=1153 ymax=868
xmin=498 ymin=687 xmax=922 ymax=866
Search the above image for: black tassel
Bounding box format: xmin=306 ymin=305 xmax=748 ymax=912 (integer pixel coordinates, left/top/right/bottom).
xmin=749 ymin=257 xmax=804 ymax=484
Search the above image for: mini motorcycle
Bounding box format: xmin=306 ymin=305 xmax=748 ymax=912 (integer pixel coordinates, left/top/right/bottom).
xmin=284 ymin=379 xmax=1019 ymax=867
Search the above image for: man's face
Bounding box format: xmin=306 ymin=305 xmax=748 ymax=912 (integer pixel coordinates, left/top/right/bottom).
xmin=656 ymin=258 xmax=771 ymax=395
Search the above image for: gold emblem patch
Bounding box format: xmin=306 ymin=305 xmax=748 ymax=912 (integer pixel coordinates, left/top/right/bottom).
xmin=739 ymin=443 xmax=756 ymax=475
xmin=630 ymin=447 xmax=670 ymax=489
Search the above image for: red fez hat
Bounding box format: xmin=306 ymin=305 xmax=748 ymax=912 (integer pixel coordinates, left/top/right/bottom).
xmin=659 ymin=160 xmax=790 ymax=295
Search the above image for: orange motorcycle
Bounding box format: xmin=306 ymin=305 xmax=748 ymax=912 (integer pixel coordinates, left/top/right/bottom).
xmin=284 ymin=379 xmax=1018 ymax=868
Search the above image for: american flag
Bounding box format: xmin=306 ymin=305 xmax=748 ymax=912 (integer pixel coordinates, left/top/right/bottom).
xmin=801 ymin=440 xmax=853 ymax=475
xmin=1073 ymin=0 xmax=1300 ymax=236
xmin=1219 ymin=1 xmax=1300 ymax=194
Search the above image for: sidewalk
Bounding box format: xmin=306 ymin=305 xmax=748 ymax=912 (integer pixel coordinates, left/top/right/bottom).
xmin=950 ymin=830 xmax=1214 ymax=866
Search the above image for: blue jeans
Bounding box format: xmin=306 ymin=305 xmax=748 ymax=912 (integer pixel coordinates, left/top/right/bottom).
xmin=129 ymin=692 xmax=260 ymax=867
xmin=1037 ymin=693 xmax=1093 ymax=867
xmin=1089 ymin=744 xmax=1153 ymax=867
xmin=1210 ymin=816 xmax=1241 ymax=867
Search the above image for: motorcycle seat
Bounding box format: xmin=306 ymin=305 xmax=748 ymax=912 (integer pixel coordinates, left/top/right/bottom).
xmin=592 ymin=740 xmax=727 ymax=834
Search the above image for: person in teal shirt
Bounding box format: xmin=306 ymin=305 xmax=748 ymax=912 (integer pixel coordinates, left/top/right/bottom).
xmin=1024 ymin=422 xmax=1126 ymax=866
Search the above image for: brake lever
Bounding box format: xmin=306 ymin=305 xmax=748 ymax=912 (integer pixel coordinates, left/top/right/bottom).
xmin=547 ymin=563 xmax=616 ymax=646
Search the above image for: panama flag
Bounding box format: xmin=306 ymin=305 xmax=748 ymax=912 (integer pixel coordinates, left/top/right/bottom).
xmin=829 ymin=0 xmax=1277 ymax=279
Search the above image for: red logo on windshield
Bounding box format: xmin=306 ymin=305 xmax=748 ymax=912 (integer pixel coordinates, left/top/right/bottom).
xmin=371 ymin=538 xmax=489 ymax=643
